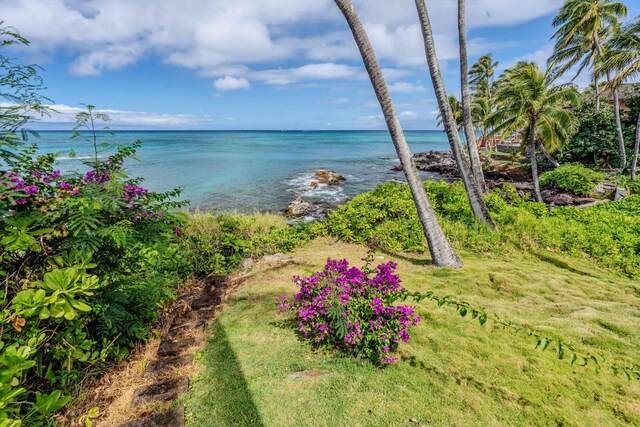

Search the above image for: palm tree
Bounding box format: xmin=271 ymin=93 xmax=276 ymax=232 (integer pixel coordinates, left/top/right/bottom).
xmin=470 ymin=54 xmax=499 ymax=155
xmin=490 ymin=62 xmax=580 ymax=202
xmin=470 ymin=55 xmax=499 ymax=100
xmin=414 ymin=0 xmax=495 ymax=228
xmin=436 ymin=95 xmax=463 ymax=132
xmin=334 ymin=0 xmax=462 ymax=268
xmin=550 ymin=0 xmax=628 ymax=171
xmin=458 ymin=0 xmax=487 ymax=194
xmin=471 ymin=96 xmax=493 ymax=156
xmin=600 ymin=19 xmax=640 ymax=180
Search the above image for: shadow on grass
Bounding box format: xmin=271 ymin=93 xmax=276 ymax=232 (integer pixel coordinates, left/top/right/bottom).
xmin=198 ymin=320 xmax=264 ymax=427
xmin=379 ymin=248 xmax=433 ymax=266
xmin=529 ymin=249 xmax=599 ymax=278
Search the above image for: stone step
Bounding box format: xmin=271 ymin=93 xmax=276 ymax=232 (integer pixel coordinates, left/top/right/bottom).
xmin=144 ymin=355 xmax=193 ymax=378
xmin=119 ymin=405 xmax=184 ymax=427
xmin=157 ymin=337 xmax=201 ymax=358
xmin=131 ymin=377 xmax=189 ymax=408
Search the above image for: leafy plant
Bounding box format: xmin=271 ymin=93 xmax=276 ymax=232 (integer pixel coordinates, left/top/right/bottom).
xmin=276 ymin=243 xmax=420 ymax=365
xmin=539 ymin=163 xmax=606 ymax=195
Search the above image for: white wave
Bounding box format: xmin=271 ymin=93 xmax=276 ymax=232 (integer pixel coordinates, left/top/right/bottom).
xmin=284 ymin=170 xmax=348 ymax=204
xmin=57 ymin=155 xmax=105 ymax=160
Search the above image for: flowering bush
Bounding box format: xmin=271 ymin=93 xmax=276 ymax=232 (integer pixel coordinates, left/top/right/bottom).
xmin=277 ymin=242 xmax=420 ymax=365
xmin=0 ymin=138 xmax=190 ymax=424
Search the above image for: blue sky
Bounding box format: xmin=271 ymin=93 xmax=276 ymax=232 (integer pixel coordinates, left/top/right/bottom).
xmin=3 ymin=0 xmax=639 ymax=130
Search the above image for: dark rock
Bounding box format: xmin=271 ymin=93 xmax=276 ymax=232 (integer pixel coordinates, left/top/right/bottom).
xmin=131 ymin=377 xmax=189 ymax=407
xmin=284 ymin=197 xmax=311 ymax=217
xmin=573 ymin=197 xmax=597 ymax=205
xmin=119 ymin=405 xmax=185 ymax=427
xmin=313 ymin=170 xmax=345 ymax=185
xmin=145 ymin=355 xmax=193 ymax=377
xmin=157 ymin=337 xmax=201 ymax=358
xmin=169 ymin=320 xmax=205 ymax=335
xmin=190 ymin=294 xmax=216 ymax=310
xmin=288 ymin=370 xmax=330 ymax=379
xmin=615 ymin=187 xmax=627 ymax=201
xmin=412 ymin=151 xmax=458 ymax=177
xmin=593 ymin=181 xmax=617 ymax=197
xmin=391 ymin=164 xmax=403 ymax=172
xmin=544 ymin=192 xmax=574 ymax=206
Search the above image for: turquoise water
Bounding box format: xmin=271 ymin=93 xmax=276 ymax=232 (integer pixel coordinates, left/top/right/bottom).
xmin=33 ymin=131 xmax=450 ymax=212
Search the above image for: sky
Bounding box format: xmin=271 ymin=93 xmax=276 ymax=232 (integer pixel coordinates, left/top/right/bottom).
xmin=2 ymin=0 xmax=640 ymax=130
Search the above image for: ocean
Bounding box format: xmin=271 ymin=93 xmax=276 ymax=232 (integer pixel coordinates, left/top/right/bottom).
xmin=32 ymin=130 xmax=450 ymax=213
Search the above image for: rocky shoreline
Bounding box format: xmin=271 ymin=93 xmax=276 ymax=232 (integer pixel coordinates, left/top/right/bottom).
xmin=282 ymin=151 xmax=621 ymax=220
xmin=408 ymin=150 xmax=618 ymax=207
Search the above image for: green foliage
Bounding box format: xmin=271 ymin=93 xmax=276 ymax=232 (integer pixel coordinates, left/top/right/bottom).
xmin=321 ymin=180 xmax=640 ymax=278
xmin=539 ymin=163 xmax=606 ymax=195
xmin=0 ymin=140 xmax=187 ymax=423
xmin=557 ymin=100 xmax=632 ymax=167
xmin=180 ymin=212 xmax=315 ymax=276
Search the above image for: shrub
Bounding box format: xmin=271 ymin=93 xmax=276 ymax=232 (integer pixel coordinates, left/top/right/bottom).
xmin=539 ymin=163 xmax=606 ymax=195
xmin=321 ymin=181 xmax=640 ymax=278
xmin=0 ymin=140 xmax=187 ymax=423
xmin=181 ymin=211 xmax=314 ymax=276
xmin=277 ymin=244 xmax=420 ymax=365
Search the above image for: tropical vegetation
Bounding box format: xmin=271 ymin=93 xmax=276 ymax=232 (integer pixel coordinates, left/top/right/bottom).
xmin=2 ymin=0 xmax=640 ymax=425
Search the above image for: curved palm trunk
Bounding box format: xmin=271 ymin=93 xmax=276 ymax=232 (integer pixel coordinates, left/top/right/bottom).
xmin=594 ymin=73 xmax=600 ymax=110
xmin=632 ymin=112 xmax=640 ymax=181
xmin=529 ymin=122 xmax=543 ymax=202
xmin=539 ymin=141 xmax=560 ymax=168
xmin=594 ymin=37 xmax=626 ymax=172
xmin=415 ymin=0 xmax=495 ymax=229
xmin=612 ymin=86 xmax=627 ymax=172
xmin=458 ymin=0 xmax=487 ymax=194
xmin=334 ymin=0 xmax=462 ymax=268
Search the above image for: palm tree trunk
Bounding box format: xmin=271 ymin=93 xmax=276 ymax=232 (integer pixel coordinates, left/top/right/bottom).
xmin=457 ymin=0 xmax=487 ymax=194
xmin=415 ymin=0 xmax=495 ymax=229
xmin=594 ymin=36 xmax=626 ymax=172
xmin=594 ymin=73 xmax=600 ymax=110
xmin=612 ymin=85 xmax=627 ymax=172
xmin=529 ymin=122 xmax=543 ymax=202
xmin=632 ymin=112 xmax=640 ymax=181
xmin=539 ymin=141 xmax=560 ymax=168
xmin=334 ymin=0 xmax=462 ymax=268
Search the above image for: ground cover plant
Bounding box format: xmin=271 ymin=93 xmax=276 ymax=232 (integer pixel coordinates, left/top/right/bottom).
xmin=276 ymin=241 xmax=420 ymax=365
xmin=182 ymin=238 xmax=640 ymax=426
xmin=539 ymin=163 xmax=606 ymax=195
xmin=321 ymin=180 xmax=640 ymax=278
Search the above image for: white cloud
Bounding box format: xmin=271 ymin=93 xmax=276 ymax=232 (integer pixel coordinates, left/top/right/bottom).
xmin=1 ymin=0 xmax=564 ymax=86
xmin=399 ymin=110 xmax=418 ymax=120
xmin=251 ymin=63 xmax=363 ymax=85
xmin=0 ymin=103 xmax=214 ymax=128
xmin=388 ymin=82 xmax=427 ymax=93
xmin=213 ymin=76 xmax=251 ymax=91
xmin=328 ymin=97 xmax=349 ymax=104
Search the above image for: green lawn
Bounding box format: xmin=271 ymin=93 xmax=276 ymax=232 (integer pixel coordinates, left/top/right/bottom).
xmin=181 ymin=237 xmax=640 ymax=426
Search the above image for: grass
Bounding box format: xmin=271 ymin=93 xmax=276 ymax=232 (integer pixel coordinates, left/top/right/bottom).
xmin=181 ymin=237 xmax=640 ymax=426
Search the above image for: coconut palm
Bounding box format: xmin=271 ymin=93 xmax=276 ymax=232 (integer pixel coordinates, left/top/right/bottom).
xmin=457 ymin=0 xmax=487 ymax=194
xmin=550 ymin=0 xmax=628 ymax=171
xmin=436 ymin=95 xmax=463 ymax=132
xmin=470 ymin=54 xmax=499 ymax=155
xmin=471 ymin=96 xmax=493 ymax=156
xmin=414 ymin=0 xmax=495 ymax=228
xmin=470 ymin=54 xmax=499 ymax=100
xmin=490 ymin=62 xmax=580 ymax=202
xmin=334 ymin=0 xmax=462 ymax=268
xmin=599 ymin=19 xmax=640 ymax=179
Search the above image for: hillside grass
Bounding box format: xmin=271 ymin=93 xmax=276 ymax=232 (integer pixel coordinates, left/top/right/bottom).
xmin=181 ymin=237 xmax=640 ymax=427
